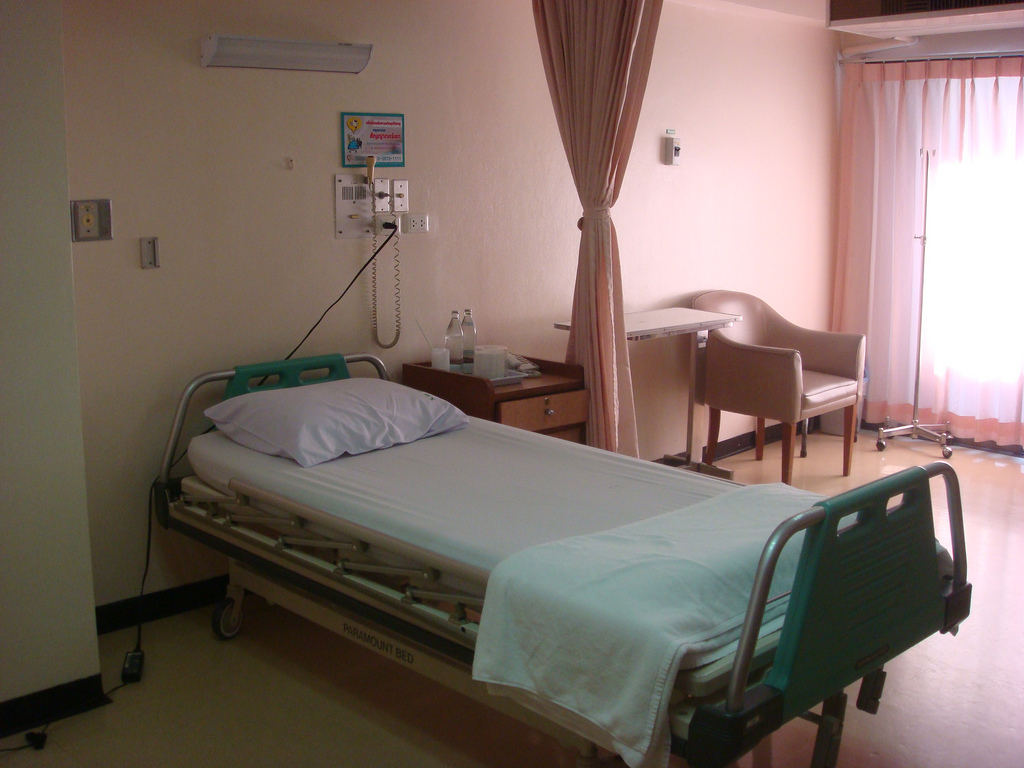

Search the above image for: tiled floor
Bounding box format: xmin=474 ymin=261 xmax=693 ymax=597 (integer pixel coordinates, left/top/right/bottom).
xmin=3 ymin=432 xmax=1021 ymax=767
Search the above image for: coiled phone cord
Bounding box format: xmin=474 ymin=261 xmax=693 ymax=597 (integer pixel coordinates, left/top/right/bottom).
xmin=370 ymin=213 xmax=401 ymax=349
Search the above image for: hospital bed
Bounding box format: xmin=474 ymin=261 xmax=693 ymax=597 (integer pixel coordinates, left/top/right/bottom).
xmin=154 ymin=352 xmax=971 ymax=768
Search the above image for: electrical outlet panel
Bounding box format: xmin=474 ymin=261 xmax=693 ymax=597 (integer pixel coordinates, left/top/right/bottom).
xmin=403 ymin=213 xmax=429 ymax=233
xmin=71 ymin=199 xmax=113 ymax=241
xmin=335 ymin=174 xmax=373 ymax=239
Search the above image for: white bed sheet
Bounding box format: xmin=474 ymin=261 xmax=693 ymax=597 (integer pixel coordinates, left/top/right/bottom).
xmin=473 ymin=483 xmax=823 ymax=768
xmin=187 ymin=417 xmax=735 ymax=575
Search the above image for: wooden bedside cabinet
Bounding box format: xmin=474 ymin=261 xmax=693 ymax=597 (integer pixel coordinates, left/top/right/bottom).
xmin=402 ymin=358 xmax=588 ymax=443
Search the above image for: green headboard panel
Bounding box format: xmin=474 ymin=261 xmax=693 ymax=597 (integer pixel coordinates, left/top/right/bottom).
xmin=765 ymin=465 xmax=946 ymax=721
xmin=222 ymin=354 xmax=351 ymax=400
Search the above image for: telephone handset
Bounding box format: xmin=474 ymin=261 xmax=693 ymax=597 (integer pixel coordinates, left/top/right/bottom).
xmin=506 ymin=353 xmax=539 ymax=373
xmin=367 ymin=155 xmax=401 ymax=349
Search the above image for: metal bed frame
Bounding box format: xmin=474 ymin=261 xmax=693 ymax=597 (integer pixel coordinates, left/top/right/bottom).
xmin=154 ymin=353 xmax=972 ymax=768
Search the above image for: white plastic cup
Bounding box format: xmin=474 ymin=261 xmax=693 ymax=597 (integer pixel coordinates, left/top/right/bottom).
xmin=431 ymin=348 xmax=450 ymax=370
xmin=474 ymin=345 xmax=506 ymax=378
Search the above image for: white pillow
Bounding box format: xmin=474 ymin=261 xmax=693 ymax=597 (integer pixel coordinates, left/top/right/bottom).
xmin=204 ymin=377 xmax=468 ymax=467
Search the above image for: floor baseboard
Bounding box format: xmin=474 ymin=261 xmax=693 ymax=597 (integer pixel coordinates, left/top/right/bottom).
xmin=0 ymin=674 xmax=107 ymax=739
xmin=95 ymin=574 xmax=228 ymax=636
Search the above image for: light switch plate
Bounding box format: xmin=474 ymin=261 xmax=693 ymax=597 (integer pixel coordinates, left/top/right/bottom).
xmin=140 ymin=237 xmax=159 ymax=269
xmin=71 ymin=199 xmax=113 ymax=241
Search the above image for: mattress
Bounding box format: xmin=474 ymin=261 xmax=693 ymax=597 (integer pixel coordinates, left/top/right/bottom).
xmin=187 ymin=416 xmax=736 ymax=575
xmin=187 ymin=415 xmax=826 ymax=768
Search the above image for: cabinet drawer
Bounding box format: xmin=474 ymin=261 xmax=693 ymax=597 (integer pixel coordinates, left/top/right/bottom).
xmin=497 ymin=389 xmax=588 ymax=433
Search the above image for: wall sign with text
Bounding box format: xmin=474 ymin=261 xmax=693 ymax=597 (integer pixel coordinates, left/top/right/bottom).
xmin=342 ymin=113 xmax=405 ymax=167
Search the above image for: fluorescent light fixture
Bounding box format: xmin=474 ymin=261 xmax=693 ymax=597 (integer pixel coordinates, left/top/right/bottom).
xmin=829 ymin=6 xmax=1024 ymax=37
xmin=201 ymin=34 xmax=372 ymax=73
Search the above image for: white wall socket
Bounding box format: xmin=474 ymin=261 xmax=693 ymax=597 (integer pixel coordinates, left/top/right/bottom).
xmin=403 ymin=213 xmax=428 ymax=233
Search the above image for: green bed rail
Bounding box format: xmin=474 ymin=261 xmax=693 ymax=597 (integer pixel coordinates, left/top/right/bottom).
xmin=766 ymin=465 xmax=946 ymax=721
xmin=685 ymin=461 xmax=971 ymax=768
xmin=222 ymin=353 xmax=352 ymax=400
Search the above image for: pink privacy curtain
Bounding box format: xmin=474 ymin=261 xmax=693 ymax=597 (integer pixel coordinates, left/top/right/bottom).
xmin=833 ymin=57 xmax=1024 ymax=449
xmin=533 ymin=0 xmax=663 ymax=456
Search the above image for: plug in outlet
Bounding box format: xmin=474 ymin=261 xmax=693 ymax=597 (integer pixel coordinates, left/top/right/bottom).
xmin=403 ymin=213 xmax=429 ymax=233
xmin=373 ymin=216 xmax=398 ymax=235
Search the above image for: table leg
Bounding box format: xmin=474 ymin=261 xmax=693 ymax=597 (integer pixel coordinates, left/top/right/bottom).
xmin=685 ymin=331 xmax=706 ymax=465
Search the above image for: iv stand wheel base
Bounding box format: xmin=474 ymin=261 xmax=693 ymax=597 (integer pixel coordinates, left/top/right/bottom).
xmin=876 ymin=418 xmax=953 ymax=459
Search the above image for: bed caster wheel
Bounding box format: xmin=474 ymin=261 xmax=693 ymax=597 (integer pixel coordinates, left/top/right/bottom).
xmin=942 ymin=446 xmax=953 ymax=459
xmin=876 ymin=439 xmax=886 ymax=452
xmin=212 ymin=597 xmax=243 ymax=640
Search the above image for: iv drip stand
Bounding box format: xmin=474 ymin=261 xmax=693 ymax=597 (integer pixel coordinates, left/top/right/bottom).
xmin=876 ymin=148 xmax=953 ymax=459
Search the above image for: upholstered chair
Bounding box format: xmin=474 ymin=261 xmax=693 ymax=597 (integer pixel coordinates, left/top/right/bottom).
xmin=692 ymin=290 xmax=865 ymax=485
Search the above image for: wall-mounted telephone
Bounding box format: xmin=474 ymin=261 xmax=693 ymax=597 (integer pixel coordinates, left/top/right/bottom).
xmin=335 ymin=157 xmax=408 ymax=349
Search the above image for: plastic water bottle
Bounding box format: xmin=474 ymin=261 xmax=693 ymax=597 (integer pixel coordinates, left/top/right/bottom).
xmin=445 ymin=310 xmax=464 ymax=365
xmin=461 ymin=309 xmax=476 ymax=360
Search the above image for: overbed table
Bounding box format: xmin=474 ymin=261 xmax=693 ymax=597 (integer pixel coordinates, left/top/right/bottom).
xmin=555 ymin=307 xmax=741 ymax=467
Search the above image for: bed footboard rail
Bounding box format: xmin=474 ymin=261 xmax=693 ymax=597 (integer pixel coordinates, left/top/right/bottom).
xmin=684 ymin=461 xmax=971 ymax=768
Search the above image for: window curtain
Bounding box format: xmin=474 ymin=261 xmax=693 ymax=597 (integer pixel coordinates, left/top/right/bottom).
xmin=533 ymin=0 xmax=663 ymax=456
xmin=833 ymin=57 xmax=1024 ymax=449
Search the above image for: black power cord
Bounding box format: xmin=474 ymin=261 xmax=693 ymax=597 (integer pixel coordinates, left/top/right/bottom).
xmin=0 ymin=724 xmax=49 ymax=753
xmin=0 ymin=227 xmax=406 ymax=758
xmin=119 ymin=479 xmax=156 ymax=684
xmin=282 ymin=221 xmax=398 ymax=361
xmin=122 ymin=224 xmax=400 ymax=684
xmin=1 ymin=480 xmax=160 ymax=755
xmin=0 ymin=671 xmax=143 ymax=755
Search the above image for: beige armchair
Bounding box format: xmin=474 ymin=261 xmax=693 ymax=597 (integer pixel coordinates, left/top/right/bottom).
xmin=692 ymin=290 xmax=865 ymax=485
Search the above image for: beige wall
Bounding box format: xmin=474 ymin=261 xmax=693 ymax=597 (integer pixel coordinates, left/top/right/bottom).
xmin=1 ymin=0 xmax=101 ymax=701
xmin=622 ymin=1 xmax=840 ymax=454
xmin=60 ymin=0 xmax=840 ymax=607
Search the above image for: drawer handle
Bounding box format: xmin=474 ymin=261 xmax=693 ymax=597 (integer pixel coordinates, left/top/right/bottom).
xmin=543 ymin=397 xmax=555 ymax=416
